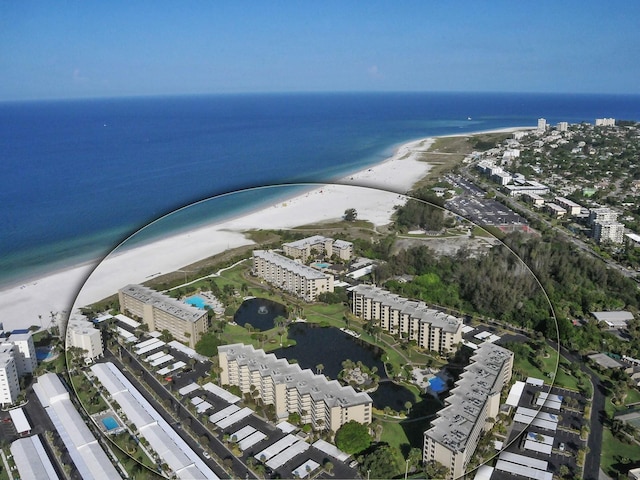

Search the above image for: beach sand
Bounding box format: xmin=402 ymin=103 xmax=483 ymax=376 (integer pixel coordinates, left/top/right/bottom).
xmin=0 ymin=128 xmax=527 ymax=332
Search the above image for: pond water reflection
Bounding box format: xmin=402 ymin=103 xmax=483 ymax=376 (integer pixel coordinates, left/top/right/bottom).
xmin=234 ymin=297 xmax=287 ymax=331
xmin=274 ymin=322 xmax=416 ymax=410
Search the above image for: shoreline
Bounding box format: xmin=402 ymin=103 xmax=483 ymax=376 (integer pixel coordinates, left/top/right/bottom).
xmin=0 ymin=126 xmax=530 ymax=333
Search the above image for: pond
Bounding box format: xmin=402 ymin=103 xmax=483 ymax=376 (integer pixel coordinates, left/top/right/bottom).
xmin=274 ymin=322 xmax=415 ymax=410
xmin=234 ymin=297 xmax=288 ymax=331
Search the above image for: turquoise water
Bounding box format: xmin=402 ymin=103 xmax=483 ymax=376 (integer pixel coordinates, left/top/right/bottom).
xmin=185 ymin=295 xmax=207 ymax=309
xmin=313 ymin=262 xmax=330 ymax=269
xmin=101 ymin=416 xmax=118 ymax=431
xmin=429 ymin=376 xmax=447 ymax=393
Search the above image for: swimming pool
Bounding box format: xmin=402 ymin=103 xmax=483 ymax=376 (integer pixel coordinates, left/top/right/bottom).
xmin=185 ymin=295 xmax=207 ymax=309
xmin=313 ymin=262 xmax=330 ymax=269
xmin=35 ymin=346 xmax=54 ymax=361
xmin=428 ymin=376 xmax=447 ymax=393
xmin=101 ymin=416 xmax=119 ymax=431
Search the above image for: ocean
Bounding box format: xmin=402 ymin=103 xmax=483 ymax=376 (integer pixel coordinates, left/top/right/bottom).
xmin=2 ymin=92 xmax=639 ymax=288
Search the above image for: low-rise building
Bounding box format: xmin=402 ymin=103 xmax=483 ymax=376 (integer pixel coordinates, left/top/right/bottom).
xmin=118 ymin=284 xmax=208 ymax=348
xmin=350 ymin=284 xmax=462 ymax=353
xmin=218 ymin=343 xmax=372 ymax=432
xmin=554 ymin=197 xmax=582 ymax=216
xmin=523 ymin=192 xmax=545 ymax=207
xmin=282 ymin=235 xmax=354 ymax=261
xmin=252 ymin=250 xmax=334 ymax=302
xmin=545 ymin=203 xmax=567 ymax=218
xmin=423 ymin=343 xmax=513 ymax=479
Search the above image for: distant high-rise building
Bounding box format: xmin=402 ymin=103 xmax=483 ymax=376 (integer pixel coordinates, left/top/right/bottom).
xmin=588 ymin=207 xmax=618 ymax=226
xmin=537 ymin=118 xmax=547 ymax=133
xmin=557 ymin=121 xmax=568 ymax=132
xmin=595 ymin=118 xmax=615 ymax=127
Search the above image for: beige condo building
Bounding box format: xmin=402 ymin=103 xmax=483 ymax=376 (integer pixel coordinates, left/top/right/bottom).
xmin=252 ymin=250 xmax=334 ymax=302
xmin=118 ymin=284 xmax=207 ymax=348
xmin=350 ymin=284 xmax=462 ymax=353
xmin=423 ymin=343 xmax=513 ymax=479
xmin=218 ymin=343 xmax=372 ymax=432
xmin=282 ymin=235 xmax=354 ymax=262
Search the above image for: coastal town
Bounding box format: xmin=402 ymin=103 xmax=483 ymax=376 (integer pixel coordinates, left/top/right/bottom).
xmin=2 ymin=119 xmax=640 ymax=480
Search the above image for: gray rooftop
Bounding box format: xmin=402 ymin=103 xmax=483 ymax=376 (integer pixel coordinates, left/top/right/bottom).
xmin=350 ymin=284 xmax=462 ymax=333
xmin=219 ymin=343 xmax=372 ymax=408
xmin=282 ymin=235 xmax=331 ymax=249
xmin=120 ymin=284 xmax=207 ymax=323
xmin=253 ymin=250 xmax=329 ymax=280
xmin=424 ymin=343 xmax=513 ymax=452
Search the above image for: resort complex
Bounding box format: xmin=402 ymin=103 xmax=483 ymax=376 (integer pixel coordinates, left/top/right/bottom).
xmin=349 ymin=284 xmax=463 ymax=353
xmin=218 ymin=343 xmax=372 ymax=432
xmin=282 ymin=235 xmax=354 ymax=261
xmin=118 ymin=284 xmax=208 ymax=348
xmin=66 ymin=315 xmax=105 ymax=363
xmin=423 ymin=343 xmax=513 ymax=479
xmin=252 ymin=250 xmax=334 ymax=302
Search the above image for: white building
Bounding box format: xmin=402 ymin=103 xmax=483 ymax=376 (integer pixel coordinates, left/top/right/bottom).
xmin=557 ymin=122 xmax=568 ymax=132
xmin=554 ymin=197 xmax=582 ymax=216
xmin=283 ymin=235 xmax=354 ymax=261
xmin=595 ymin=118 xmax=615 ymax=127
xmin=10 ymin=435 xmax=59 ymax=480
xmin=593 ymin=221 xmax=625 ymax=244
xmin=423 ymin=343 xmax=513 ymax=479
xmin=66 ymin=315 xmax=104 ymax=363
xmin=0 ymin=344 xmax=20 ymax=406
xmin=7 ymin=332 xmax=38 ymax=376
xmin=252 ymin=250 xmax=334 ymax=302
xmin=589 ymin=207 xmax=618 ymax=226
xmin=537 ymin=118 xmax=547 ymax=133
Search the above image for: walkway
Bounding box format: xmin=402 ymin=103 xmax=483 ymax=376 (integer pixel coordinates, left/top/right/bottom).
xmin=166 ymin=258 xmax=248 ymax=292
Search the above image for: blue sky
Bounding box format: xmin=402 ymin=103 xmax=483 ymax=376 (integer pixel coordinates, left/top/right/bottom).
xmin=1 ymin=1 xmax=638 ymax=100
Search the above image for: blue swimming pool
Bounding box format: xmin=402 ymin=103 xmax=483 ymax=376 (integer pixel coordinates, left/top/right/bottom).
xmin=102 ymin=416 xmax=118 ymax=431
xmin=185 ymin=295 xmax=207 ymax=309
xmin=428 ymin=376 xmax=447 ymax=393
xmin=35 ymin=346 xmax=54 ymax=361
xmin=313 ymin=262 xmax=330 ymax=269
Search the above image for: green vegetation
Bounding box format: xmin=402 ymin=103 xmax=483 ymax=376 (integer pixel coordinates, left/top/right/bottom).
xmin=334 ymin=420 xmax=372 ymax=454
xmin=600 ymin=428 xmax=640 ymax=478
xmin=359 ymin=444 xmax=401 ymax=480
xmin=70 ymin=373 xmax=108 ymax=415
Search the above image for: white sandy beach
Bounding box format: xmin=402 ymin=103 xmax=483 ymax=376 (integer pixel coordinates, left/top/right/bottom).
xmin=0 ymin=128 xmax=528 ymax=332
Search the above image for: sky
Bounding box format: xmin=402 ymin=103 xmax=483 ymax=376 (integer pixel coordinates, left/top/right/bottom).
xmin=1 ymin=1 xmax=639 ymax=101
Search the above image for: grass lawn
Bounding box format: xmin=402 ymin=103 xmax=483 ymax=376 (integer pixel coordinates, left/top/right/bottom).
xmin=70 ymin=374 xmax=108 ymax=415
xmin=600 ymin=428 xmax=640 ymax=478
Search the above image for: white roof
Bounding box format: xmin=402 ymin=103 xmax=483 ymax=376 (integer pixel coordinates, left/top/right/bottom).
xmin=215 ymin=407 xmax=252 ymax=429
xmin=196 ymin=401 xmax=213 ymax=414
xmin=473 ymin=465 xmax=494 ymax=480
xmin=257 ymin=434 xmax=298 ymax=461
xmin=157 ymin=361 xmax=186 ymax=375
xmin=239 ymin=431 xmax=267 ymax=451
xmin=312 ymin=439 xmax=350 ymax=461
xmin=526 ymin=377 xmax=545 ymax=386
xmin=33 ymin=373 xmax=120 ymax=479
xmin=115 ymin=313 xmax=141 ymax=329
xmin=150 ymin=354 xmax=174 ymax=367
xmin=499 ymin=451 xmax=548 ymax=470
xmin=277 ymin=421 xmax=297 ymax=433
xmin=178 ymin=382 xmax=200 ymax=396
xmin=525 ymin=439 xmax=553 ymax=454
xmin=9 ymin=407 xmax=31 ymax=433
xmin=168 ymin=340 xmax=208 ymax=362
xmin=292 ymin=460 xmax=320 ymax=479
xmin=203 ymin=382 xmax=241 ymax=403
xmin=10 ymin=436 xmax=59 ymax=480
xmin=208 ymin=405 xmax=240 ymax=423
xmin=527 ymin=432 xmax=554 ymax=445
xmin=506 ymin=381 xmax=526 ymax=407
xmin=231 ymin=425 xmax=256 ymax=441
xmin=266 ymin=440 xmax=309 ymax=469
xmin=461 ymin=325 xmax=475 ymax=334
xmin=495 ymin=460 xmax=552 ymax=480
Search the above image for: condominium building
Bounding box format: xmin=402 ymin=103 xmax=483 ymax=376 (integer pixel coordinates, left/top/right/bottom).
xmin=557 ymin=122 xmax=569 ymax=132
xmin=6 ymin=332 xmax=37 ymax=376
xmin=282 ymin=235 xmax=354 ymax=261
xmin=350 ymin=285 xmax=463 ymax=354
xmin=66 ymin=315 xmax=104 ymax=363
xmin=593 ymin=221 xmax=625 ymax=244
xmin=252 ymin=250 xmax=334 ymax=302
xmin=118 ymin=284 xmax=208 ymax=349
xmin=0 ymin=345 xmax=20 ymax=406
xmin=544 ymin=203 xmax=567 ymax=218
xmin=218 ymin=343 xmax=372 ymax=432
xmin=595 ymin=118 xmax=615 ymax=127
xmin=423 ymin=343 xmax=513 ymax=479
xmin=537 ymin=118 xmax=547 ymax=133
xmin=554 ymin=197 xmax=582 ymax=216
xmin=588 ymin=207 xmax=618 ymax=226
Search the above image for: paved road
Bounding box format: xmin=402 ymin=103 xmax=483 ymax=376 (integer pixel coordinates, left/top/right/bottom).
xmin=550 ymin=341 xmax=605 ymax=480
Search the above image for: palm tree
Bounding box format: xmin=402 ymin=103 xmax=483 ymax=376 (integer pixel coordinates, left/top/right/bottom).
xmin=316 ymin=364 xmax=324 ymax=375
